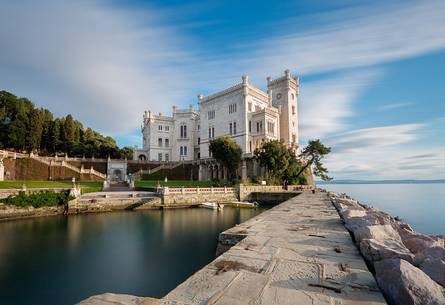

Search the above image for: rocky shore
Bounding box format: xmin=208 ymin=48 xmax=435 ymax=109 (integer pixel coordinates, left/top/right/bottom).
xmin=327 ymin=190 xmax=445 ymax=305
xmin=0 ymin=203 xmax=65 ymax=221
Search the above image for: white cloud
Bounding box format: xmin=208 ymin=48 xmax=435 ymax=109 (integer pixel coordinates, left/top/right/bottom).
xmin=321 ymin=123 xmax=445 ymax=179
xmin=241 ymin=0 xmax=445 ymax=78
xmin=0 ymin=0 xmax=195 ymax=135
xmin=299 ymin=70 xmax=379 ymax=140
xmin=324 ymin=124 xmax=424 ymax=154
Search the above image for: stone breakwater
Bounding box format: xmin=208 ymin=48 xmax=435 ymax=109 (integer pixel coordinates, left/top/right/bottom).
xmin=328 ymin=190 xmax=445 ymax=305
xmin=79 ymin=192 xmax=387 ymax=305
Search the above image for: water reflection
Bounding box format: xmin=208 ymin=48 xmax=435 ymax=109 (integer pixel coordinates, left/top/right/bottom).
xmin=0 ymin=206 xmax=264 ymax=305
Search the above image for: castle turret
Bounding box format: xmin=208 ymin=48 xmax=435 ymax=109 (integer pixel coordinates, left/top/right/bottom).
xmin=267 ymin=69 xmax=299 ymax=147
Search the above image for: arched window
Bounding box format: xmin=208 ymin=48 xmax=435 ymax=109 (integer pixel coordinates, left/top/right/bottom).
xmin=138 ymin=154 xmax=147 ymax=161
xmin=180 ymin=123 xmax=187 ymax=138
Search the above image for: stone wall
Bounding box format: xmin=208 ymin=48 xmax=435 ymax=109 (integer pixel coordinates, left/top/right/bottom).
xmin=160 ymin=187 xmax=237 ymax=206
xmin=238 ymin=184 xmax=312 ymax=202
xmin=0 ymin=187 xmax=70 ymax=199
xmin=4 ymin=158 xmax=49 ymax=180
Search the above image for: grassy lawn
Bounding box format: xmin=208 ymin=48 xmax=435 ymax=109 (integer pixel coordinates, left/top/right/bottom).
xmin=0 ymin=181 xmax=102 ymax=193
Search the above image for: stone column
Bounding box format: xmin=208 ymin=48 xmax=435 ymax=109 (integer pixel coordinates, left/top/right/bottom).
xmin=253 ymin=159 xmax=258 ymax=177
xmin=241 ymin=160 xmax=247 ymax=181
xmin=0 ymin=157 xmax=4 ymax=181
xmin=198 ymin=164 xmax=203 ymax=181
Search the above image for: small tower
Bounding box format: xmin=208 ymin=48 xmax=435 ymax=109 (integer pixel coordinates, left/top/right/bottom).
xmin=267 ymin=69 xmax=299 ymax=147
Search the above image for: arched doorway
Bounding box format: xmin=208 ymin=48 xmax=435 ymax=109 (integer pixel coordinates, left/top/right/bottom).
xmin=112 ymin=169 xmax=122 ymax=181
xmin=138 ymin=154 xmax=147 ymax=161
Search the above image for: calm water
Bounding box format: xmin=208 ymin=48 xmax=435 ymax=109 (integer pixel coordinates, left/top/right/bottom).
xmin=322 ymin=183 xmax=445 ymax=235
xmin=0 ymin=207 xmax=265 ymax=305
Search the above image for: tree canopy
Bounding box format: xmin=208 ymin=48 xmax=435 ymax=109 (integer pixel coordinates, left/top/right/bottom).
xmin=255 ymin=139 xmax=332 ymax=184
xmin=254 ymin=140 xmax=293 ymax=183
xmin=0 ymin=90 xmax=133 ymax=159
xmin=296 ymin=139 xmax=332 ymax=181
xmin=209 ymin=136 xmax=242 ymax=182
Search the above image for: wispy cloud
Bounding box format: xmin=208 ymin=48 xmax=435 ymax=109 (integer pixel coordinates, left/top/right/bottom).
xmin=323 ymin=123 xmax=445 ymax=179
xmin=324 ymin=124 xmax=423 ymax=154
xmin=299 ymin=69 xmax=379 ymax=140
xmin=241 ymin=0 xmax=445 ymax=78
xmin=0 ymin=0 xmax=196 ymax=135
xmin=379 ymin=102 xmax=413 ymax=111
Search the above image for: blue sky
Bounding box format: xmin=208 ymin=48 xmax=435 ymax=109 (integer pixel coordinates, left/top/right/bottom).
xmin=1 ymin=0 xmax=444 ymax=179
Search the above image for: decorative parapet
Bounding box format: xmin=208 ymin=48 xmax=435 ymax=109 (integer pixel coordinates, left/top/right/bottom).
xmin=201 ymin=83 xmax=243 ymax=103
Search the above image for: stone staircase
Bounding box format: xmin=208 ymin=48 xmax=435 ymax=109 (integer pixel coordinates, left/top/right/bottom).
xmin=133 ymin=162 xmax=183 ymax=180
xmin=1 ymin=150 xmax=106 ymax=180
xmin=105 ymin=181 xmax=132 ymax=192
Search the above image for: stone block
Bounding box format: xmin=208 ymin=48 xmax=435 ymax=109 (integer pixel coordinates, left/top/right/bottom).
xmin=354 ymin=225 xmax=401 ymax=243
xmin=359 ymin=239 xmax=414 ymax=264
xmin=375 ymin=258 xmax=445 ymax=305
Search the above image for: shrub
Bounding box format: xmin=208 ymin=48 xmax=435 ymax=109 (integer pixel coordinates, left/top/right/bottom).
xmin=0 ymin=190 xmax=74 ymax=208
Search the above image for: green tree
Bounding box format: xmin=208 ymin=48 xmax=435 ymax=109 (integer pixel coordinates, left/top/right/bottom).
xmin=27 ymin=108 xmax=44 ymax=151
xmin=209 ymin=136 xmax=242 ymax=182
xmin=7 ymin=100 xmax=30 ymax=150
xmin=295 ymin=139 xmax=332 ymax=181
xmin=51 ymin=119 xmax=63 ymax=152
xmin=40 ymin=109 xmax=54 ymax=152
xmin=254 ymin=140 xmax=293 ymax=183
xmin=119 ymin=146 xmax=134 ymax=159
xmin=63 ymin=114 xmax=75 ymax=152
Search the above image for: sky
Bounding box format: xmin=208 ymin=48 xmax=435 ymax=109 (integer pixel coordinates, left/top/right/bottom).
xmin=1 ymin=0 xmax=444 ymax=180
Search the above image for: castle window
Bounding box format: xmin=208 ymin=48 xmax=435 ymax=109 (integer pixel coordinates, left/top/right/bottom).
xmin=291 ymin=93 xmax=295 ymax=100
xmin=229 ymin=123 xmax=232 ymax=135
xmin=208 ymin=110 xmax=215 ymax=120
xmin=184 ymin=146 xmax=187 ymax=155
xmin=233 ymin=122 xmax=237 ymax=134
xmin=229 ymin=103 xmax=237 ymax=114
xmin=256 ymin=121 xmax=263 ymax=133
xmin=180 ymin=124 xmax=187 ymax=138
xmin=249 ymin=121 xmax=252 ymax=132
xmin=208 ymin=128 xmax=211 ymax=138
xmin=249 ymin=141 xmax=252 ymax=153
xmin=180 ymin=146 xmax=183 ymax=156
xmin=165 ymin=153 xmax=169 ymax=161
xmin=158 ymin=153 xmax=162 ymax=161
xmin=292 ymin=106 xmax=296 ymax=115
xmin=198 ymin=137 xmax=200 ymax=144
xmin=267 ymin=122 xmax=275 ymax=135
xmin=165 ymin=139 xmax=169 ymax=147
xmin=158 ymin=125 xmax=163 ymax=131
xmin=165 ymin=126 xmax=169 ymax=131
xmin=158 ymin=138 xmax=162 ymax=147
xmin=212 ymin=127 xmax=215 ymax=138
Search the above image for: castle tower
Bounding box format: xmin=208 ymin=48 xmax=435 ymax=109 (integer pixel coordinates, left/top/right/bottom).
xmin=267 ymin=69 xmax=299 ymax=147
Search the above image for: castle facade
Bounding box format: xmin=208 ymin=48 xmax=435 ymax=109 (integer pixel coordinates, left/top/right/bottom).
xmin=134 ymin=69 xmax=299 ymax=163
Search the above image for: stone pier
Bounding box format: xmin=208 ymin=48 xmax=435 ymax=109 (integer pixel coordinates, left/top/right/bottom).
xmin=79 ymin=192 xmax=387 ymax=305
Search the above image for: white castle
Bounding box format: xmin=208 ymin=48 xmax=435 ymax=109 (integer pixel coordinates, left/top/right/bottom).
xmin=134 ymin=69 xmax=299 ymax=163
